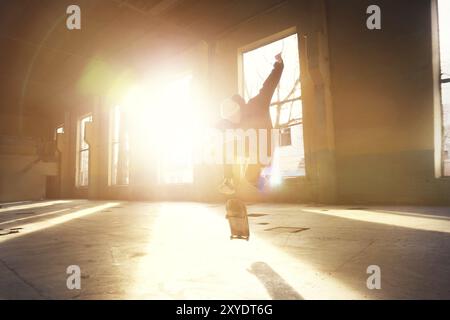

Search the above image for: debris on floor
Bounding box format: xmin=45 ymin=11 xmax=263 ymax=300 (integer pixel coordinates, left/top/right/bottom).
xmin=0 ymin=227 xmax=23 ymax=236
xmin=264 ymin=226 xmax=309 ymax=233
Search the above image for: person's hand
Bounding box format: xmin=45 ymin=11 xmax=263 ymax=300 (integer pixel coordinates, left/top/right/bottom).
xmin=275 ymin=53 xmax=283 ymax=64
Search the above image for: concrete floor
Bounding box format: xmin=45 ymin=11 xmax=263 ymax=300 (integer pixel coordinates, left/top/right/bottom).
xmin=0 ymin=200 xmax=449 ymax=299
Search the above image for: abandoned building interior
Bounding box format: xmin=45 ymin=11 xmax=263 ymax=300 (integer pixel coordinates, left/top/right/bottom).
xmin=0 ymin=0 xmax=449 ymax=299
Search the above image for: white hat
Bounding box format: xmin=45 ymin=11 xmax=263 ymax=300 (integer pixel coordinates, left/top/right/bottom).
xmin=220 ymin=98 xmax=240 ymax=120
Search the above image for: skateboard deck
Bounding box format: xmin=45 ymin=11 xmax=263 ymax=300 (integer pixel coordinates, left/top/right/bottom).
xmin=225 ymin=198 xmax=249 ymax=240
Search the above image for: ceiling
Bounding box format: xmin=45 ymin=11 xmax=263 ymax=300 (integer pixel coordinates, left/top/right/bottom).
xmin=0 ymin=0 xmax=285 ymax=118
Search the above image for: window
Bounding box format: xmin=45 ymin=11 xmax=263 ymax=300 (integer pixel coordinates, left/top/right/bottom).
xmin=109 ymin=105 xmax=130 ymax=186
xmin=121 ymin=74 xmax=197 ymax=186
xmin=76 ymin=115 xmax=92 ymax=187
xmin=157 ymin=75 xmax=195 ymax=184
xmin=242 ymin=32 xmax=305 ymax=178
xmin=54 ymin=125 xmax=64 ymax=141
xmin=438 ymin=0 xmax=450 ymax=176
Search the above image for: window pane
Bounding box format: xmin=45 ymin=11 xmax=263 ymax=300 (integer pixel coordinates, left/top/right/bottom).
xmin=128 ymin=75 xmax=195 ymax=185
xmin=280 ymin=127 xmax=292 ymax=146
xmin=110 ymin=106 xmax=130 ymax=185
xmin=77 ymin=115 xmax=91 ymax=187
xmin=80 ymin=116 xmax=92 ymax=150
xmin=270 ymin=100 xmax=303 ymax=126
xmin=111 ymin=142 xmax=119 ymax=186
xmin=271 ymin=123 xmax=305 ymax=178
xmin=54 ymin=126 xmax=64 ymax=140
xmin=279 ymin=104 xmax=291 ymax=125
xmin=112 ymin=106 xmax=121 ymax=143
xmin=79 ymin=149 xmax=89 ymax=187
xmin=160 ymin=129 xmax=194 ymax=184
xmin=438 ymin=0 xmax=450 ymax=78
xmin=290 ymin=100 xmax=302 ymax=121
xmin=442 ymin=83 xmax=450 ymax=176
xmin=438 ymin=0 xmax=450 ymax=176
xmin=158 ymin=75 xmax=195 ymax=184
xmin=121 ymin=135 xmax=130 ymax=185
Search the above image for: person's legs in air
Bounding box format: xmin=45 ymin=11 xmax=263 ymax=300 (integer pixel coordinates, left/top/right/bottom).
xmin=244 ymin=162 xmax=272 ymax=191
xmin=217 ymin=96 xmax=241 ymax=195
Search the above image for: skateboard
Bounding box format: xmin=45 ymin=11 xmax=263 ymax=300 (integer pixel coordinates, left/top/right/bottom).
xmin=225 ymin=198 xmax=249 ymax=241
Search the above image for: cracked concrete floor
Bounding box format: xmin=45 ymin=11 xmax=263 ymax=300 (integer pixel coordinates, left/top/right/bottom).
xmin=0 ymin=200 xmax=449 ymax=299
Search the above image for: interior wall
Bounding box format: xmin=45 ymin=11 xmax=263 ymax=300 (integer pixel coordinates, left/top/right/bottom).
xmin=0 ymin=135 xmax=44 ymax=202
xmin=0 ymin=111 xmax=50 ymax=138
xmin=326 ymin=0 xmax=450 ymax=204
xmin=0 ymin=110 xmax=54 ymax=202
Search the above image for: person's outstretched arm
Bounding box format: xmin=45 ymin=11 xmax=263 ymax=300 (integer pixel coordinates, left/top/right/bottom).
xmin=250 ymin=53 xmax=284 ymax=108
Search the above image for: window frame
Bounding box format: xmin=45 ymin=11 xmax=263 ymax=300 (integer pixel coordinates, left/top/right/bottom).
xmin=157 ymin=73 xmax=195 ymax=186
xmin=434 ymin=0 xmax=450 ymax=177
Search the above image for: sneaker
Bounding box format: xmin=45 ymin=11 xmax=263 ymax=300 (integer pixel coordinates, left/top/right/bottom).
xmin=218 ymin=179 xmax=236 ymax=195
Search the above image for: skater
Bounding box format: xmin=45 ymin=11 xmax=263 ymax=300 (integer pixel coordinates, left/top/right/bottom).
xmin=217 ymin=53 xmax=284 ymax=195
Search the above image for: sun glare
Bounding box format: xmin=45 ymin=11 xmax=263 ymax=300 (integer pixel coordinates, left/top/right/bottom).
xmin=119 ymin=74 xmax=207 ymax=184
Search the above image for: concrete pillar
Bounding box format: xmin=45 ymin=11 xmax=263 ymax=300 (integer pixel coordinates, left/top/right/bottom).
xmin=301 ymin=0 xmax=338 ymax=203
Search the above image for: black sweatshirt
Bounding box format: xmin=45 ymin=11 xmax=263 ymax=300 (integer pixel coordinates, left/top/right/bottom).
xmin=217 ymin=60 xmax=284 ymax=161
xmin=240 ymin=60 xmax=284 ymax=130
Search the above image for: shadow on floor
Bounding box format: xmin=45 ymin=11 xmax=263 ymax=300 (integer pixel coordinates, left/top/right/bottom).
xmin=248 ymin=261 xmax=303 ymax=300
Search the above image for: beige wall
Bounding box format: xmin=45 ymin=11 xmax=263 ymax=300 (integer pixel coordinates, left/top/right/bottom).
xmin=0 ymin=112 xmax=50 ymax=138
xmin=0 ymin=113 xmax=53 ymax=202
xmin=327 ymin=0 xmax=450 ymax=204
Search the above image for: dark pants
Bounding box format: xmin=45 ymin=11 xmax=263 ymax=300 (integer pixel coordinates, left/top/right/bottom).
xmin=223 ymin=129 xmax=272 ymax=188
